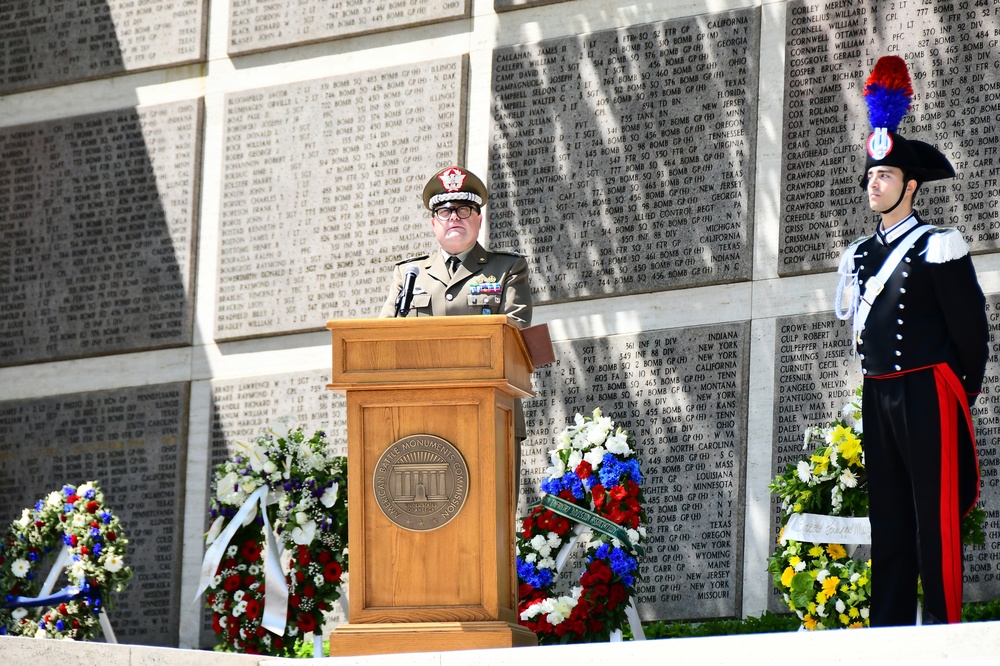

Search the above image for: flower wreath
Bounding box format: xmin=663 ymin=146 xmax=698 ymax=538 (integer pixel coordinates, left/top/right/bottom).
xmin=768 ymin=388 xmax=985 ymax=630
xmin=517 ymin=408 xmax=647 ymax=644
xmin=203 ymin=427 xmax=348 ymax=656
xmin=0 ymin=481 xmax=132 ymax=640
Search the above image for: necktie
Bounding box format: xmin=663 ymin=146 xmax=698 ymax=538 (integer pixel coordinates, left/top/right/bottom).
xmin=447 ymin=256 xmax=460 ymax=277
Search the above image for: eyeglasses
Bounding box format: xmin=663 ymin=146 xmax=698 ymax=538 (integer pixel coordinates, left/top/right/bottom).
xmin=433 ymin=205 xmax=478 ymax=221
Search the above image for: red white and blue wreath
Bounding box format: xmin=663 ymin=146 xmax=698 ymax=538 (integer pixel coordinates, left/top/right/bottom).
xmin=198 ymin=427 xmax=348 ymax=657
xmin=517 ymin=408 xmax=647 ymax=644
xmin=0 ymin=481 xmax=132 ymax=640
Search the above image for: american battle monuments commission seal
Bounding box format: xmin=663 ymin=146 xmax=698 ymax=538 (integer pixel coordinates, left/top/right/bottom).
xmin=372 ymin=434 xmax=470 ymax=531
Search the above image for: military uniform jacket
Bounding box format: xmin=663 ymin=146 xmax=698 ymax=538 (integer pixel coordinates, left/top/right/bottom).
xmin=378 ymin=243 xmax=532 ymax=326
xmin=843 ymin=214 xmax=989 ymax=395
xmin=378 ymin=243 xmax=533 ymax=439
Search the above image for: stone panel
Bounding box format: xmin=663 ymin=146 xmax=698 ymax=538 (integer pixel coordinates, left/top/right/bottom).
xmin=520 ymin=322 xmax=749 ymax=620
xmin=228 ymin=0 xmax=469 ymax=55
xmin=780 ymin=0 xmax=1000 ymax=275
xmin=0 ymin=382 xmax=189 ymax=645
xmin=0 ymin=100 xmax=200 ymax=365
xmin=489 ymin=8 xmax=760 ymax=304
xmin=215 ymin=58 xmax=465 ymax=339
xmin=0 ymin=0 xmax=205 ymax=94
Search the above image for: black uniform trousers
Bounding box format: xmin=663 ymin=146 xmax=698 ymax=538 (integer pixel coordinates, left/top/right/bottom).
xmin=863 ymin=363 xmax=978 ymax=626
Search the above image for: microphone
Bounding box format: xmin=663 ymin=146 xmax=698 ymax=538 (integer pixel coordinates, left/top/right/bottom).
xmin=395 ymin=265 xmax=420 ymax=317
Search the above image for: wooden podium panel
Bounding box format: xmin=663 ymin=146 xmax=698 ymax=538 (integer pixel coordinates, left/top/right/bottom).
xmin=326 ymin=316 xmax=538 ymax=655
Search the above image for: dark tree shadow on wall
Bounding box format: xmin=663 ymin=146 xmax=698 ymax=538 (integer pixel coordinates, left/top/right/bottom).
xmin=0 ymin=0 xmax=203 ymax=648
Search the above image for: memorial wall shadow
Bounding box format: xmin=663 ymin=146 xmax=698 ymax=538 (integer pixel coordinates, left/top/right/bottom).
xmin=0 ymin=382 xmax=190 ymax=645
xmin=488 ymin=8 xmax=760 ymax=305
xmin=0 ymin=0 xmax=205 ymax=95
xmin=0 ymin=0 xmax=201 ymax=646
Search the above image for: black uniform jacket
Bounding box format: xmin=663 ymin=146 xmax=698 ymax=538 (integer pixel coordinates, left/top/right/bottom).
xmin=848 ymin=214 xmax=989 ymax=397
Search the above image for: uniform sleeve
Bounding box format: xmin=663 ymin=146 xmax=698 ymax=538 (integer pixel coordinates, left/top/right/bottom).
xmin=378 ymin=264 xmax=404 ymax=318
xmin=930 ymin=253 xmax=989 ymax=395
xmin=501 ymin=255 xmax=532 ymax=327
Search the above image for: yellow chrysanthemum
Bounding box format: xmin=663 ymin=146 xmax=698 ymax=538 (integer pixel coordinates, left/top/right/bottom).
xmin=849 ymin=622 xmax=865 ymax=628
xmin=839 ymin=613 xmax=850 ymax=625
xmin=778 ymin=526 xmax=785 ymax=543
xmin=789 ymin=556 xmax=801 ymax=566
xmin=822 ymin=576 xmax=841 ymax=596
xmin=826 ymin=543 xmax=847 ymax=559
xmin=807 ymin=602 xmax=817 ymax=614
xmin=857 ymin=575 xmax=868 ymax=586
xmin=781 ymin=566 xmax=795 ymax=588
xmin=808 ymin=545 xmax=824 ymax=557
xmin=803 ymin=615 xmax=818 ymax=630
xmin=848 ymin=607 xmax=860 ymax=618
xmin=793 ymin=502 xmax=802 ymax=512
xmin=816 ymin=590 xmax=829 ymax=604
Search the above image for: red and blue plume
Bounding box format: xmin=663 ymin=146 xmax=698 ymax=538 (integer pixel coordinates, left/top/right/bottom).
xmin=863 ymin=55 xmax=913 ymax=132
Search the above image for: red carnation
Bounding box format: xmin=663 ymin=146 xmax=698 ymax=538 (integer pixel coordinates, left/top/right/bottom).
xmin=576 ymin=460 xmax=593 ymax=479
xmin=303 ymin=585 xmax=316 ymax=598
xmin=609 ymin=485 xmax=628 ymax=501
xmin=86 ymin=501 xmax=99 ymax=514
xmin=227 ymin=621 xmax=239 ymax=638
xmin=69 ymin=534 xmax=78 ymax=547
xmin=297 ymin=545 xmax=311 ymax=565
xmin=296 ymin=612 xmax=317 ymax=633
xmin=318 ymin=551 xmax=331 ymax=564
xmin=289 ymin=593 xmax=302 ymax=608
xmin=294 ymin=570 xmax=305 ymax=583
xmin=212 ymin=613 xmax=223 ymax=634
xmin=244 ymin=575 xmax=257 ymax=587
xmin=106 ymin=531 xmax=117 ymax=542
xmin=592 ymin=485 xmax=606 ymax=509
xmin=324 ymin=561 xmax=343 ymax=583
xmin=66 ymin=494 xmax=79 ymax=504
xmin=79 ymin=545 xmax=89 ymax=556
xmin=58 ymin=603 xmax=68 ymax=615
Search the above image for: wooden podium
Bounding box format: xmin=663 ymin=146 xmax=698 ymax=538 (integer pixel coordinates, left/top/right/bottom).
xmin=325 ymin=315 xmax=540 ymax=656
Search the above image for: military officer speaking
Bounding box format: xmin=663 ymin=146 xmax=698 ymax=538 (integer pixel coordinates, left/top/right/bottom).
xmin=835 ymin=56 xmax=989 ymax=626
xmin=378 ymin=165 xmax=533 ymax=438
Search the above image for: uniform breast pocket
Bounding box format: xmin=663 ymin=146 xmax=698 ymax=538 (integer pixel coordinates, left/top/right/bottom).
xmin=409 ymin=292 xmax=432 ymax=316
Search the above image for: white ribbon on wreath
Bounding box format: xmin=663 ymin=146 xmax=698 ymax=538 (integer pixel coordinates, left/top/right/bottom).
xmin=195 ymin=485 xmax=288 ymax=635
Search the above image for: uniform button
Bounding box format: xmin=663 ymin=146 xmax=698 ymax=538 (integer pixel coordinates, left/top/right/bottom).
xmin=863 ymin=368 xmax=868 ymax=374
xmin=446 ymin=294 xmax=454 ymax=301
xmin=894 ymin=364 xmax=901 ymax=371
xmin=905 ymin=257 xmax=911 ymax=263
xmin=895 ymin=350 xmax=902 ymax=356
xmin=859 ymin=353 xmax=865 ymax=360
xmin=898 ymin=303 xmax=905 ymax=309
xmin=897 ymin=319 xmax=904 ymax=325
xmin=900 ymin=287 xmax=906 ymax=294
xmin=902 ymin=272 xmax=909 ymax=278
xmin=896 ymin=334 xmax=903 ymax=340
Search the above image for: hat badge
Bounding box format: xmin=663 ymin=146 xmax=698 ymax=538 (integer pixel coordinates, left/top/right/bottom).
xmin=438 ymin=167 xmax=467 ymax=192
xmin=867 ymin=127 xmax=892 ymax=160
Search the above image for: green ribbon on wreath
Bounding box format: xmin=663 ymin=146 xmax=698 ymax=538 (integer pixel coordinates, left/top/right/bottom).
xmin=540 ymin=494 xmax=645 ymax=557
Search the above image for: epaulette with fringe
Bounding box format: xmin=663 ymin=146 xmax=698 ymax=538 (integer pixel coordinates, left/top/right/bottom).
xmin=924 ymin=227 xmax=970 ymax=264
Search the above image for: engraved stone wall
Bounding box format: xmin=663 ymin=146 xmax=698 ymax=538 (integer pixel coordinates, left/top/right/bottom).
xmin=520 ymin=322 xmax=749 ymax=620
xmin=0 ymin=0 xmax=205 ymax=94
xmin=215 ymin=57 xmax=466 ymax=339
xmin=780 ymin=0 xmax=1000 ymax=275
xmin=489 ymin=8 xmax=760 ymax=304
xmin=228 ymin=0 xmax=469 ymax=55
xmin=0 ymin=383 xmax=189 ymax=645
xmin=0 ymin=100 xmax=200 ymax=366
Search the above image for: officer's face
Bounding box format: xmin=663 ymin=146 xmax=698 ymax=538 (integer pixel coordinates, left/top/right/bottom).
xmin=866 ymin=166 xmax=913 ymax=213
xmin=431 ymin=204 xmax=482 ymax=254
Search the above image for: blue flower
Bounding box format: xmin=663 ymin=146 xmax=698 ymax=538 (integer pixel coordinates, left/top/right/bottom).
xmin=34 ymin=500 xmax=43 ymax=511
xmin=90 ymin=527 xmax=101 ymax=539
xmin=56 ymin=620 xmax=65 ymax=631
xmin=622 ymin=573 xmax=634 ymax=587
xmin=85 ymin=489 xmax=96 ymax=499
xmin=92 ymin=542 xmax=102 ymax=556
xmin=62 ymin=485 xmax=75 ymax=496
xmin=609 ymin=548 xmax=637 ymax=577
xmin=62 ymin=535 xmax=73 ymax=546
xmin=28 ymin=551 xmax=39 ymax=562
xmin=64 ymin=504 xmax=75 ymax=513
xmin=516 ymin=558 xmax=554 ymax=589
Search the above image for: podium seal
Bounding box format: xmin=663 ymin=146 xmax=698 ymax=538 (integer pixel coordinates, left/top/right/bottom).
xmin=372 ymin=434 xmax=470 ymax=531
